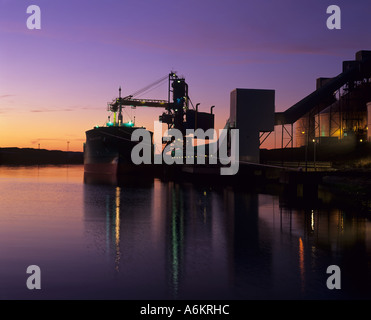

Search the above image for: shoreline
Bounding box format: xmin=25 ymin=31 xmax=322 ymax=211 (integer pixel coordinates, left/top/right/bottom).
xmin=0 ymin=147 xmax=83 ymax=165
xmin=1 ymin=147 xmax=370 ymax=199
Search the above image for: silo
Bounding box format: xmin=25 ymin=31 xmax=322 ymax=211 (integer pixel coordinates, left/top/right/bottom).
xmin=294 ymin=116 xmax=308 ymax=147
xmin=314 ymin=103 xmax=341 ymax=139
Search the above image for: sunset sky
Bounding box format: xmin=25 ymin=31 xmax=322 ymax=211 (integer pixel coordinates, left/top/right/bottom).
xmin=1 ymin=0 xmax=371 ymax=151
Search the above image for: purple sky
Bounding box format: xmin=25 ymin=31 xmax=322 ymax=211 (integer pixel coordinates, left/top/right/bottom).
xmin=1 ymin=0 xmax=371 ymax=150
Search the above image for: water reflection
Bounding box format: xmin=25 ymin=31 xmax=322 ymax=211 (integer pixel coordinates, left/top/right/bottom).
xmin=167 ymin=183 xmax=184 ymax=298
xmin=115 ymin=187 xmax=121 ymax=272
xmin=277 ymin=192 xmax=371 ymax=298
xmin=3 ymin=166 xmax=369 ymax=299
xmin=83 ymin=175 xmax=371 ymax=299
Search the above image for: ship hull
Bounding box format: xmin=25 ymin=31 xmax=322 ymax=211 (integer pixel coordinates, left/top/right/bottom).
xmin=84 ymin=126 xmax=155 ymax=178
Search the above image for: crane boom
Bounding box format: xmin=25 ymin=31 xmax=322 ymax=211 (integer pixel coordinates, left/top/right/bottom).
xmin=109 ymin=97 xmax=170 ymax=110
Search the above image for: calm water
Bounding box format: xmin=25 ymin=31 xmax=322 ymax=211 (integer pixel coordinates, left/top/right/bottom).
xmin=0 ymin=165 xmax=370 ymax=300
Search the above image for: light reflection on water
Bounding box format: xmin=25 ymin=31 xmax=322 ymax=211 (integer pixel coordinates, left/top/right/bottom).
xmin=0 ymin=165 xmax=370 ymax=299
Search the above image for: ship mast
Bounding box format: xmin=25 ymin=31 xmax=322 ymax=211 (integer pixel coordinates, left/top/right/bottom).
xmin=118 ymin=86 xmax=123 ymax=125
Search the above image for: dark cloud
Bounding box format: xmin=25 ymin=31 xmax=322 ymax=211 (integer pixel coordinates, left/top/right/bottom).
xmin=30 ymin=108 xmax=74 ymax=113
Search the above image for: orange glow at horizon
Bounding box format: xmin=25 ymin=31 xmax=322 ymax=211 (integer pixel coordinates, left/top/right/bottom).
xmin=0 ymin=100 xmax=232 ymax=152
xmin=0 ymin=104 xmax=281 ymax=152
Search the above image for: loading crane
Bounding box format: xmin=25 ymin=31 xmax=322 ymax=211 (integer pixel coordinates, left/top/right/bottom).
xmin=107 ymin=71 xmax=214 ymax=134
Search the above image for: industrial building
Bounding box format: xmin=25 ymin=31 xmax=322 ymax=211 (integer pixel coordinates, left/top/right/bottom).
xmin=258 ymin=50 xmax=371 ymax=168
xmin=277 ymin=50 xmax=371 ymax=147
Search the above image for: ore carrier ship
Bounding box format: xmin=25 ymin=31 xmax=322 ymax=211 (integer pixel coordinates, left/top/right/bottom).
xmin=84 ymin=72 xmax=215 ymax=179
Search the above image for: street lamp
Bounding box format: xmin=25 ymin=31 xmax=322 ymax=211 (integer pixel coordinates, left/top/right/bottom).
xmin=303 ymin=130 xmax=308 ymax=172
xmin=312 ymin=139 xmax=316 ymax=171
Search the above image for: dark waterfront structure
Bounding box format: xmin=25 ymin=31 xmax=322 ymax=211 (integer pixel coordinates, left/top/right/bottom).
xmin=84 ymin=73 xmax=215 ymax=177
xmin=83 ymin=51 xmax=371 ymax=199
xmin=262 ymin=50 xmax=371 ymax=168
xmin=257 ymin=50 xmax=371 ymax=197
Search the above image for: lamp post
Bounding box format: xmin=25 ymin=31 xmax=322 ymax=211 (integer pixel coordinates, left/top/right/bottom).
xmin=312 ymin=139 xmax=316 ymax=171
xmin=303 ymin=131 xmax=308 ymax=172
